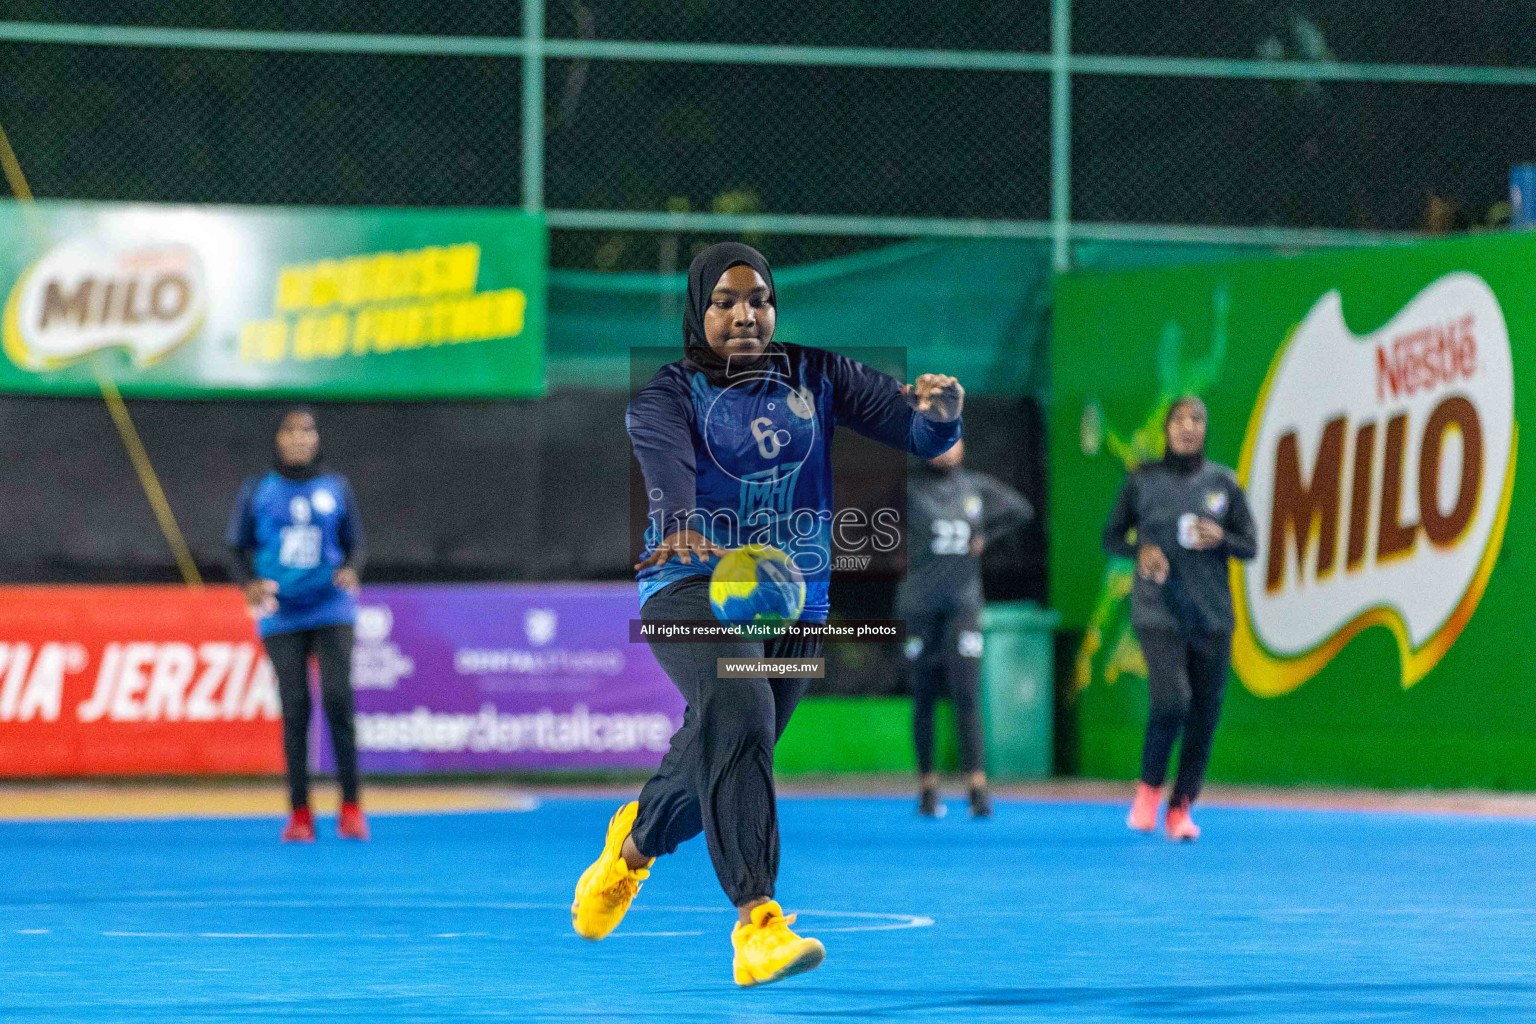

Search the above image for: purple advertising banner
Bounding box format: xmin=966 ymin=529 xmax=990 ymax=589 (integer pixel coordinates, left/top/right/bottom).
xmin=313 ymin=583 xmax=682 ymax=773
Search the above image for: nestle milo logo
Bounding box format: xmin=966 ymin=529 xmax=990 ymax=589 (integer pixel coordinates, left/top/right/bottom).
xmin=1234 ymin=272 xmax=1516 ymax=697
xmin=3 ymin=238 xmax=207 ymax=370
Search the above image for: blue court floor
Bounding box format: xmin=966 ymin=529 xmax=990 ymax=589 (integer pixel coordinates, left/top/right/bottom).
xmin=4 ymin=795 xmax=1536 ymax=1022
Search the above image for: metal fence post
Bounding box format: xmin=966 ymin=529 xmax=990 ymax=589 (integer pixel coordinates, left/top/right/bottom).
xmin=523 ymin=0 xmax=545 ymax=214
xmin=1051 ymin=0 xmax=1071 ymax=272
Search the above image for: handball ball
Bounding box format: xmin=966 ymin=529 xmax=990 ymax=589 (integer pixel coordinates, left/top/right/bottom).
xmin=709 ymin=544 xmax=806 ymax=624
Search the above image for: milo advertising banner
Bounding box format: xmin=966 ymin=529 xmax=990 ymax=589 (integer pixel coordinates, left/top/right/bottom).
xmin=1053 ymin=234 xmax=1530 ymax=788
xmin=0 ymin=200 xmax=546 ymax=398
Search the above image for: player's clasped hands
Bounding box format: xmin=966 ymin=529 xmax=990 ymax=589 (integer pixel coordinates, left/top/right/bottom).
xmin=1188 ymin=517 xmax=1224 ymax=550
xmin=1136 ymin=516 xmax=1224 ymax=584
xmin=635 ymin=529 xmax=728 ymax=570
xmin=903 ymin=373 xmax=964 ymax=422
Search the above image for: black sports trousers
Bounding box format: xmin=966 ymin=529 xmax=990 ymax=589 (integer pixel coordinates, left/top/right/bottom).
xmin=261 ymin=623 xmax=360 ymax=811
xmin=629 ymin=578 xmax=822 ymax=906
xmin=906 ymin=604 xmax=985 ymax=776
xmin=1135 ymin=626 xmax=1230 ymax=805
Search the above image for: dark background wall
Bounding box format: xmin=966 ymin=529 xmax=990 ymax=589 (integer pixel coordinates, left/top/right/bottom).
xmin=0 ymin=392 xmax=1046 ymax=608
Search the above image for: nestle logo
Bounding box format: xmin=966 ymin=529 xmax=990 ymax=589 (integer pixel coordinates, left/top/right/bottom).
xmin=1374 ymin=313 xmax=1477 ymax=403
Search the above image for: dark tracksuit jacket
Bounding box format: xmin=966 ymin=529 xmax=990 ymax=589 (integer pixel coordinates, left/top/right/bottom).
xmin=1101 ymin=458 xmax=1256 ymax=639
xmin=897 ymin=465 xmax=1033 ymax=617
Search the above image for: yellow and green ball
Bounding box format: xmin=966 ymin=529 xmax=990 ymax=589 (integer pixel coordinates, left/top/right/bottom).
xmin=709 ymin=544 xmax=807 ymax=624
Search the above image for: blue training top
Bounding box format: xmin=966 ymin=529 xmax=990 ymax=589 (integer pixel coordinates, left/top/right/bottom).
xmin=227 ymin=471 xmax=363 ymax=638
xmin=627 ymin=344 xmax=962 ymax=621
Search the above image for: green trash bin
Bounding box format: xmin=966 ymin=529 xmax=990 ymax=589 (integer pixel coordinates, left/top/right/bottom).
xmin=980 ymin=601 xmax=1060 ymax=780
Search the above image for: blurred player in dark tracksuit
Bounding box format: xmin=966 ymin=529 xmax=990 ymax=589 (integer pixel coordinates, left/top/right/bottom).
xmin=898 ymin=439 xmax=1032 ymax=820
xmin=228 ymin=408 xmax=368 ymax=844
xmin=570 ymin=242 xmax=964 ymax=987
xmin=1102 ymin=396 xmax=1256 ymax=842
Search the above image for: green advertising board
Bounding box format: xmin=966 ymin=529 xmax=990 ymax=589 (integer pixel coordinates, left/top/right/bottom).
xmin=1053 ymin=234 xmax=1532 ymax=789
xmin=0 ymin=200 xmax=546 ymax=398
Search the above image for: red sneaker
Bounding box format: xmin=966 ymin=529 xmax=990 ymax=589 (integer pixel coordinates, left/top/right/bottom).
xmin=338 ymin=801 xmax=370 ymax=841
xmin=1165 ymin=798 xmax=1201 ymax=842
xmin=281 ymin=807 xmax=315 ymax=843
xmin=1126 ymin=782 xmax=1160 ymax=833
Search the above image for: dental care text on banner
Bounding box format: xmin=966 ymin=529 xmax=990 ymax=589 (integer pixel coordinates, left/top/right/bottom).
xmin=318 ymin=584 xmax=682 ymax=773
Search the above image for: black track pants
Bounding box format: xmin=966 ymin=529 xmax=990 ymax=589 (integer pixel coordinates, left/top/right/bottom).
xmin=1135 ymin=626 xmax=1230 ymax=805
xmin=630 ymin=579 xmax=820 ymax=906
xmin=262 ymin=623 xmax=359 ymax=811
xmin=906 ymin=604 xmax=985 ymax=776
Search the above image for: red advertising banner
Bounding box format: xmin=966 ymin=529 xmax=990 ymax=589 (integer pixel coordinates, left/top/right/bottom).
xmin=0 ymin=586 xmax=282 ymax=776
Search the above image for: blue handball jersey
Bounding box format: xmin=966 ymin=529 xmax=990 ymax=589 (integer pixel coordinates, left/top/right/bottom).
xmin=627 ymin=344 xmax=962 ymax=620
xmin=227 ymin=471 xmax=362 ymax=637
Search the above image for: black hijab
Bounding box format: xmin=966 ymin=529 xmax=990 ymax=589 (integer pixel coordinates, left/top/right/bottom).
xmin=273 ymin=406 xmax=323 ymax=481
xmin=682 ymin=242 xmax=778 ymax=386
xmin=1161 ymin=395 xmax=1207 ymax=476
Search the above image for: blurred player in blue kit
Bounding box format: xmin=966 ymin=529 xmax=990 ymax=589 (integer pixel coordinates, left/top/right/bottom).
xmin=571 ymin=242 xmax=965 ymax=986
xmin=228 ymin=408 xmax=369 ymax=844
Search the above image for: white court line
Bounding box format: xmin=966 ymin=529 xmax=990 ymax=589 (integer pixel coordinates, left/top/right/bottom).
xmin=102 ymin=931 xmax=412 ymax=940
xmin=102 ymin=931 xmax=183 ymax=938
xmin=25 ymin=897 xmax=933 ymax=926
xmin=201 ymin=932 xmax=410 ymax=939
xmin=605 ymin=930 xmax=705 ymax=937
xmin=811 ymin=917 xmax=936 ymax=933
xmin=45 ymin=899 xmax=936 ymax=941
xmin=14 ymin=928 xmax=49 ymax=934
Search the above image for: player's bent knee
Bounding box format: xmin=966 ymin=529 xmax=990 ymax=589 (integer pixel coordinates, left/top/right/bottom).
xmin=705 ymin=683 xmax=777 ymax=751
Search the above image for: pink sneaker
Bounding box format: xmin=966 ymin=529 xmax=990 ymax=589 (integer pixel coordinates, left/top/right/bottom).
xmin=1165 ymin=798 xmax=1201 ymax=842
xmin=281 ymin=807 xmax=315 ymax=843
xmin=338 ymin=801 xmax=370 ymax=841
xmin=1126 ymin=782 xmax=1160 ymax=833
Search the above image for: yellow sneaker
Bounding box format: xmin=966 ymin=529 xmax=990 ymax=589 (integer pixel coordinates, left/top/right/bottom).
xmin=731 ymin=901 xmax=826 ymax=987
xmin=571 ymin=801 xmax=653 ymax=940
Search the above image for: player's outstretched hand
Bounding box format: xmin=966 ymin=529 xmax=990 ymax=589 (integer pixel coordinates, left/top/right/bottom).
xmin=635 ymin=530 xmax=728 ymax=570
xmin=243 ymin=579 xmax=278 ymax=618
xmin=904 ymin=373 xmax=964 ymax=421
xmin=333 ymin=567 xmax=360 ymax=594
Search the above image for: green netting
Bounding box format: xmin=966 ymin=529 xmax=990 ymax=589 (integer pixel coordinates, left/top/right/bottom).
xmin=1073 ymin=74 xmax=1533 ymax=231
xmin=550 ymin=239 xmax=1051 ymax=394
xmin=548 ymin=0 xmax=1048 ymax=50
xmin=1 ymin=1 xmax=1529 ymax=265
xmin=2 ymin=0 xmax=527 ymax=34
xmin=548 ymin=236 xmax=1292 ymax=395
xmin=544 ymin=61 xmax=1050 ymax=221
xmin=0 ymin=42 xmax=524 ymax=208
xmin=1073 ymin=0 xmax=1536 ymax=66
